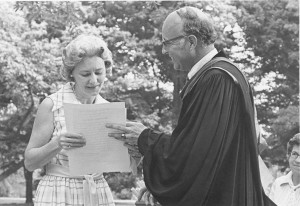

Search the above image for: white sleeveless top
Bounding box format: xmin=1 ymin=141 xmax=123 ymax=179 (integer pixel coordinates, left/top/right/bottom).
xmin=46 ymin=82 xmax=108 ymax=172
xmin=35 ymin=82 xmax=115 ymax=206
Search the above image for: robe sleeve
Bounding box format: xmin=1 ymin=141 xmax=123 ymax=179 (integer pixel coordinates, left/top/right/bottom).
xmin=137 ymin=69 xmax=243 ymax=205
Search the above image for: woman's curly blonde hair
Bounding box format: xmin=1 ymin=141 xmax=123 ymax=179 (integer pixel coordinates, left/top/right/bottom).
xmin=62 ymin=34 xmax=113 ymax=81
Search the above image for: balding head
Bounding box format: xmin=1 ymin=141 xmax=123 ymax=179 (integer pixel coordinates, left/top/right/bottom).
xmin=161 ymin=7 xmax=217 ymax=71
xmin=163 ymin=6 xmax=217 ymax=46
xmin=162 ymin=10 xmax=184 ymax=40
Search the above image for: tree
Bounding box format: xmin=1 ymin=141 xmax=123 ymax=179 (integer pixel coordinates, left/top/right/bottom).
xmin=233 ymin=0 xmax=299 ymax=166
xmin=262 ymin=105 xmax=299 ymax=167
xmin=0 ymin=2 xmax=62 ymax=202
xmin=0 ymin=0 xmax=298 ymax=201
xmin=233 ymin=0 xmax=299 ymax=123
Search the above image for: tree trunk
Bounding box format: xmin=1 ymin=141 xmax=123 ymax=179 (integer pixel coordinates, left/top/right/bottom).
xmin=0 ymin=160 xmax=24 ymax=181
xmin=24 ymin=165 xmax=33 ymax=204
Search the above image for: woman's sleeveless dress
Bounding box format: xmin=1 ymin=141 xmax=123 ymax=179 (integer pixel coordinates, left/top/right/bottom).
xmin=34 ymin=82 xmax=115 ymax=206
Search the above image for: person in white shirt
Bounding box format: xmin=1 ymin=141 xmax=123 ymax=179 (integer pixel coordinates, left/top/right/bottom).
xmin=269 ymin=133 xmax=300 ymax=206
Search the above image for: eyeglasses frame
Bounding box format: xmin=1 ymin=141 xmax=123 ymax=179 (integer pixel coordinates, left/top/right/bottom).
xmin=162 ymin=35 xmax=189 ymax=47
xmin=290 ymin=151 xmax=300 ymax=160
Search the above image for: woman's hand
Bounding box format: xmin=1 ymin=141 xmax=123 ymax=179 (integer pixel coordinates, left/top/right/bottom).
xmin=52 ymin=132 xmax=86 ymax=150
xmin=25 ymin=98 xmax=87 ymax=171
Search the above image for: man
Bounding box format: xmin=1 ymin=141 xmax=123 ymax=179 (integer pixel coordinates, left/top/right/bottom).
xmin=269 ymin=133 xmax=300 ymax=206
xmin=107 ymin=6 xmax=275 ymax=206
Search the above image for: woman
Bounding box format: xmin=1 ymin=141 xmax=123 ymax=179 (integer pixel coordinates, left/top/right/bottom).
xmin=25 ymin=34 xmax=115 ymax=206
xmin=269 ymin=133 xmax=300 ymax=206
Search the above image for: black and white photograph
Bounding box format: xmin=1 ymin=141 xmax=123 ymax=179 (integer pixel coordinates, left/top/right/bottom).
xmin=0 ymin=1 xmax=299 ymax=206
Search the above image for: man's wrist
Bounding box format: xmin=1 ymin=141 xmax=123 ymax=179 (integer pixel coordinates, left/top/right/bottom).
xmin=137 ymin=128 xmax=151 ymax=155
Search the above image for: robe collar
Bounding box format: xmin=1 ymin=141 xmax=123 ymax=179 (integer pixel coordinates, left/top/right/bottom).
xmin=187 ymin=48 xmax=218 ymax=80
xmin=180 ymin=50 xmax=226 ymax=97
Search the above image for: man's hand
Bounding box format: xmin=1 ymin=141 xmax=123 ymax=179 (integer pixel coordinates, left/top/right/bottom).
xmin=106 ymin=121 xmax=147 ymax=146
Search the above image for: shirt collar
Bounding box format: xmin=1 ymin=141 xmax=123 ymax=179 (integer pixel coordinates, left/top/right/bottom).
xmin=278 ymin=171 xmax=300 ymax=190
xmin=187 ymin=48 xmax=218 ymax=80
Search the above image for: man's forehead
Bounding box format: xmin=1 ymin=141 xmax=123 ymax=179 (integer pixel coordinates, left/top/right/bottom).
xmin=162 ymin=12 xmax=183 ymax=38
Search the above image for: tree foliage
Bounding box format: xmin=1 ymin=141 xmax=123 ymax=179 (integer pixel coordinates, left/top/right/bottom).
xmin=0 ymin=1 xmax=62 ymax=176
xmin=233 ymin=0 xmax=299 ymax=121
xmin=0 ymin=0 xmax=298 ymax=199
xmin=232 ymin=0 xmax=299 ymax=165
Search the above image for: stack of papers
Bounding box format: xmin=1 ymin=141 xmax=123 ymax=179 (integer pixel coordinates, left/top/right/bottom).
xmin=64 ymin=102 xmax=131 ymax=176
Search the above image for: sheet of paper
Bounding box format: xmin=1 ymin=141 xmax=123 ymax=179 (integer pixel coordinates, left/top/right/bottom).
xmin=64 ymin=102 xmax=131 ymax=176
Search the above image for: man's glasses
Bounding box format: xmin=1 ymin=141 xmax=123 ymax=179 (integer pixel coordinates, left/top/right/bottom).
xmin=290 ymin=151 xmax=300 ymax=159
xmin=162 ymin=35 xmax=189 ymax=47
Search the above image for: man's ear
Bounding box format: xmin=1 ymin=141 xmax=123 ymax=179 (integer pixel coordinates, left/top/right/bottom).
xmin=188 ymin=35 xmax=198 ymax=50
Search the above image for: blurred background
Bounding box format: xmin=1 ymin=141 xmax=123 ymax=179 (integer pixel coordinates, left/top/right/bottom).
xmin=0 ymin=0 xmax=298 ymax=205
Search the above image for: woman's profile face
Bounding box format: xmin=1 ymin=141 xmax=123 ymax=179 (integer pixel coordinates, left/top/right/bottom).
xmin=72 ymin=56 xmax=106 ymax=98
xmin=289 ymin=145 xmax=300 ymax=176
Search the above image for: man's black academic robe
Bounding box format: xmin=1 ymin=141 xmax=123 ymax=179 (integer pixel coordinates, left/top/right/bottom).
xmin=137 ymin=52 xmax=276 ymax=206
